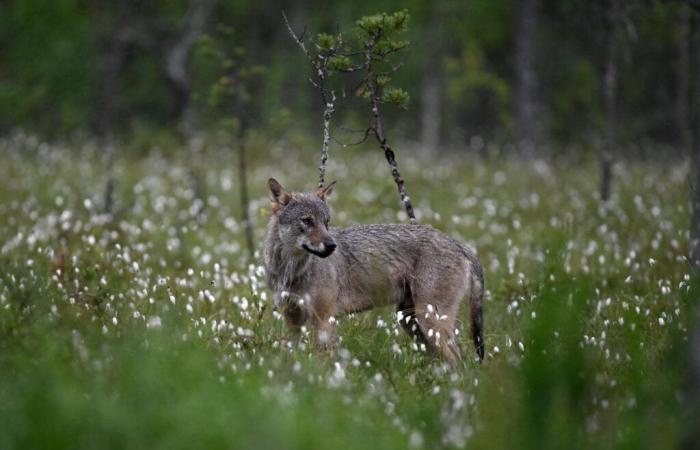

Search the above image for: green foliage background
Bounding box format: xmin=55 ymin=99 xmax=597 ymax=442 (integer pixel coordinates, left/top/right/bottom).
xmin=0 ymin=0 xmax=691 ymax=147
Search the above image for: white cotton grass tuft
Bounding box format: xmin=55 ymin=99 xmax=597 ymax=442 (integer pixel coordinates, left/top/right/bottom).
xmin=147 ymin=316 xmax=162 ymax=329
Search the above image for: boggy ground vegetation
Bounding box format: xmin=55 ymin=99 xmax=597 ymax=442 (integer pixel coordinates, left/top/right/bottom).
xmin=0 ymin=132 xmax=694 ymax=449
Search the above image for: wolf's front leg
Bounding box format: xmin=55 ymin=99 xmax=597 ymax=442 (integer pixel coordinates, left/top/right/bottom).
xmin=282 ymin=300 xmax=308 ymax=335
xmin=312 ymin=320 xmax=336 ymax=350
xmin=310 ymin=290 xmax=338 ymax=350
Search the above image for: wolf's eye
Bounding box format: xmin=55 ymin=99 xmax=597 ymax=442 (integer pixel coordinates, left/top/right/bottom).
xmin=301 ymin=217 xmax=314 ymax=227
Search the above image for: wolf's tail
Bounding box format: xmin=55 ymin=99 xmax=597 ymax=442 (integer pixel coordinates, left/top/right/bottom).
xmin=462 ymin=247 xmax=485 ymax=361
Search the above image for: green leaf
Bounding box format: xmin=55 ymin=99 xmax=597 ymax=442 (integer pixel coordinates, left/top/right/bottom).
xmin=376 ymin=75 xmax=391 ymax=86
xmin=327 ymin=55 xmax=351 ymax=71
xmin=316 ymin=33 xmax=337 ymax=50
xmin=356 ymin=10 xmax=410 ymax=39
xmin=382 ymin=86 xmax=409 ymax=109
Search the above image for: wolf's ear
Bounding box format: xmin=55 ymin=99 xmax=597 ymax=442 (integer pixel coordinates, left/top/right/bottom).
xmin=268 ymin=178 xmax=291 ymax=212
xmin=315 ymin=180 xmax=336 ymax=201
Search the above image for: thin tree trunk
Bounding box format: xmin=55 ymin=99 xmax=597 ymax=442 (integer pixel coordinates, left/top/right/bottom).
xmin=684 ymin=9 xmax=700 ymax=449
xmin=690 ymin=319 xmax=700 ymax=448
xmin=164 ymin=0 xmax=218 ymax=135
xmin=420 ymin=75 xmax=441 ymax=155
xmin=420 ymin=10 xmax=443 ymax=155
xmin=677 ymin=6 xmax=691 ymax=153
xmin=600 ymin=0 xmax=618 ymax=203
xmin=93 ymin=0 xmax=132 ymax=215
xmin=94 ymin=0 xmax=131 ymax=139
xmin=168 ymin=0 xmax=217 ymax=228
xmin=103 ymin=142 xmax=116 ymax=215
xmin=318 ymin=91 xmax=335 ymax=188
xmin=188 ymin=167 xmax=206 ymax=224
xmin=514 ymin=0 xmax=537 ymax=157
xmin=364 ymin=38 xmax=416 ymax=224
xmin=281 ymin=10 xmax=336 ymax=188
xmin=690 ymin=18 xmax=700 ymax=269
xmin=238 ymin=134 xmax=255 ymax=260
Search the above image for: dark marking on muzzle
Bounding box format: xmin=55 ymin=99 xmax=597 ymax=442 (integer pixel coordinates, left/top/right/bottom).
xmin=302 ymin=240 xmax=336 ymax=258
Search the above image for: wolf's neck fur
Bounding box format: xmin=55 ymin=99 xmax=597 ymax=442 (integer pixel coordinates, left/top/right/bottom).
xmin=264 ymin=218 xmax=311 ymax=293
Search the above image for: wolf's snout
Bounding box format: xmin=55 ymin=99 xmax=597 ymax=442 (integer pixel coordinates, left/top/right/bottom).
xmin=324 ymin=240 xmax=337 ymax=254
xmin=302 ymin=238 xmax=337 ymax=258
xmin=315 ymin=240 xmax=336 ymax=258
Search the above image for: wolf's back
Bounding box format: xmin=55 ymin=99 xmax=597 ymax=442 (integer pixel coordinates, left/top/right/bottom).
xmin=333 ymin=223 xmax=485 ymax=360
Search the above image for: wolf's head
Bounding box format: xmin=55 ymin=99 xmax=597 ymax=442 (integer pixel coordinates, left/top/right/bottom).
xmin=267 ymin=178 xmax=337 ymax=258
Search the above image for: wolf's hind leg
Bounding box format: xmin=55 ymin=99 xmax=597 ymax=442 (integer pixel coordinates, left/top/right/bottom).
xmin=414 ymin=313 xmax=461 ymax=365
xmin=395 ymin=280 xmax=428 ymax=344
xmin=395 ymin=284 xmax=462 ymax=364
xmin=469 ymin=273 xmax=485 ymax=361
xmin=411 ymin=282 xmax=463 ymax=365
xmin=397 ymin=304 xmax=427 ymax=345
xmin=395 ymin=280 xmax=461 ymax=365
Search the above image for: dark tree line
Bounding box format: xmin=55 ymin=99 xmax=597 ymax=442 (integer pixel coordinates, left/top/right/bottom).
xmin=0 ymin=0 xmax=694 ymax=157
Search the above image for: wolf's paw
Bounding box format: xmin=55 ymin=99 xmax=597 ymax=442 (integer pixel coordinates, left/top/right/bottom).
xmin=314 ymin=328 xmax=338 ymax=351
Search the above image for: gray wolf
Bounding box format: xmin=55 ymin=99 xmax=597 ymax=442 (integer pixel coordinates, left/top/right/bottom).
xmin=263 ymin=178 xmax=484 ymax=364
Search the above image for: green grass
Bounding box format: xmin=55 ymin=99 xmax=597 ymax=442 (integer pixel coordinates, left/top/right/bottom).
xmin=0 ymin=132 xmax=695 ymax=449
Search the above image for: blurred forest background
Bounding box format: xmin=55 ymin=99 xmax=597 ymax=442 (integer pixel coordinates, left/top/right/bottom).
xmin=0 ymin=0 xmax=696 ymax=158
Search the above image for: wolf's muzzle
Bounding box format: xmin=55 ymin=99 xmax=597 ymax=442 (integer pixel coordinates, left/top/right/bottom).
xmin=303 ymin=239 xmax=336 ymax=258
